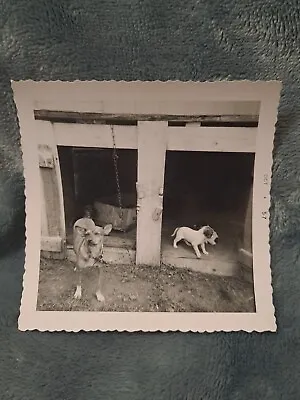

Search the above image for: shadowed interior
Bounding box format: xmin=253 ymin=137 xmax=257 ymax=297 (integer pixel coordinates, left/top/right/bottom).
xmin=58 ymin=147 xmax=254 ymax=273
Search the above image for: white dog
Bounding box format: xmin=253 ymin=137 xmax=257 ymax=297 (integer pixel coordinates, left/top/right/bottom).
xmin=171 ymin=225 xmax=218 ymax=259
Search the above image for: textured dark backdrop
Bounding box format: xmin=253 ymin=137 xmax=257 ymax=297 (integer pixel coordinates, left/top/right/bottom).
xmin=1 ymin=1 xmax=300 ymax=399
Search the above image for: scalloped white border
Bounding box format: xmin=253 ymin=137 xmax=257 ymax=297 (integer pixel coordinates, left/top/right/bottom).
xmin=12 ymin=79 xmax=281 ymax=333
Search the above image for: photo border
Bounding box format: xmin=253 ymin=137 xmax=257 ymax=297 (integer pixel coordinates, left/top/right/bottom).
xmin=12 ymin=80 xmax=282 ymax=332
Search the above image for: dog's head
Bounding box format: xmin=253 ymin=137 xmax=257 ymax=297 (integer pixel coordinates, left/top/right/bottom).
xmin=74 ymin=218 xmax=96 ymax=237
xmin=88 ymin=224 xmax=113 ymax=246
xmin=73 ymin=218 xmax=113 ymax=246
xmin=202 ymin=225 xmax=219 ymax=245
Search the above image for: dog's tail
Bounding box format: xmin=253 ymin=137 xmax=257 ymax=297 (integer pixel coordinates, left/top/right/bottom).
xmin=171 ymin=227 xmax=179 ymax=237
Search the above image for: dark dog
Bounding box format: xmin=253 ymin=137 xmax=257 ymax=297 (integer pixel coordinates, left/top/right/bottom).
xmin=73 ymin=217 xmax=112 ymax=301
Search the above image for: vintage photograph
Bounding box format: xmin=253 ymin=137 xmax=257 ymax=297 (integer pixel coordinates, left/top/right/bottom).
xmin=37 ymin=145 xmax=255 ymax=314
xmin=13 ymin=80 xmax=280 ymax=332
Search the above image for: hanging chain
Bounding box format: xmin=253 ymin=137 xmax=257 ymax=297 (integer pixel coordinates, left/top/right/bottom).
xmin=110 ymin=125 xmax=123 ymax=218
xmin=110 ymin=124 xmax=135 ymax=265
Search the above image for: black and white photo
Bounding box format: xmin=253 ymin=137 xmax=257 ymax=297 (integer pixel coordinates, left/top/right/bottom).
xmin=13 ymin=80 xmax=281 ymax=332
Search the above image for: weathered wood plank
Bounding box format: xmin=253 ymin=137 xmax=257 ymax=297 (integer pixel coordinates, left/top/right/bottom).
xmin=52 ymin=122 xmax=138 ymax=149
xmin=48 ymin=122 xmax=257 ymax=153
xmin=36 ymin=120 xmax=66 ymax=257
xmin=40 ymin=169 xmax=49 ymax=237
xmin=136 ymin=121 xmax=167 ymax=266
xmin=167 ymin=127 xmax=257 ymax=153
xmin=35 ymin=109 xmax=259 ymax=124
xmin=41 ymin=236 xmax=64 ymax=252
xmin=40 ymin=167 xmax=61 ymax=236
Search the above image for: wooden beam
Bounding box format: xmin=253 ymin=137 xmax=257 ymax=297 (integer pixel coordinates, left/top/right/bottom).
xmin=46 ymin=121 xmax=257 ymax=153
xmin=36 ymin=120 xmax=67 ymax=257
xmin=136 ymin=121 xmax=167 ymax=266
xmin=167 ymin=126 xmax=257 ymax=153
xmin=52 ymin=122 xmax=138 ymax=149
xmin=34 ymin=109 xmax=259 ymax=125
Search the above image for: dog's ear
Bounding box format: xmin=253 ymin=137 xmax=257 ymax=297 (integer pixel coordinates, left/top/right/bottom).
xmin=203 ymin=227 xmax=214 ymax=238
xmin=103 ymin=224 xmax=113 ymax=236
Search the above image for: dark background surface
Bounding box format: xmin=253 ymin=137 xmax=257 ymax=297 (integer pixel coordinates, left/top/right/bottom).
xmin=1 ymin=1 xmax=300 ymax=399
xmin=62 ymin=148 xmax=253 ymax=220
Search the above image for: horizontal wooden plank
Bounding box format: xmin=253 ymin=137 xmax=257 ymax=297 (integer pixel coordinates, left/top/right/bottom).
xmin=35 ymin=109 xmax=259 ymax=124
xmin=52 ymin=123 xmax=138 ymax=149
xmin=167 ymin=126 xmax=257 ymax=153
xmin=33 ymin=99 xmax=261 ymax=116
xmin=41 ymin=236 xmax=64 ymax=252
xmin=48 ymin=122 xmax=256 ymax=152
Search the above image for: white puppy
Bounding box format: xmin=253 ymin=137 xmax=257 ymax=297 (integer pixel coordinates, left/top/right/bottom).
xmin=171 ymin=225 xmax=218 ymax=259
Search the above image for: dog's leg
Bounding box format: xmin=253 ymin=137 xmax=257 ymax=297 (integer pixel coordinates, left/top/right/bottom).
xmin=173 ymin=233 xmax=183 ymax=248
xmin=201 ymin=242 xmax=209 ymax=255
xmin=95 ymin=266 xmax=105 ymax=302
xmin=173 ymin=236 xmax=180 ymax=248
xmin=74 ymin=267 xmax=82 ymax=299
xmin=192 ymin=244 xmax=201 ymax=259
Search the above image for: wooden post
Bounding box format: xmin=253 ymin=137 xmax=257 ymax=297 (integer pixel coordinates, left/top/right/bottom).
xmin=37 ymin=121 xmax=66 ymax=259
xmin=136 ymin=121 xmax=167 ymax=266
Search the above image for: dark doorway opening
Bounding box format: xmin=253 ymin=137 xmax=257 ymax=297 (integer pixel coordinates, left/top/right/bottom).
xmin=58 ymin=146 xmax=137 ymax=250
xmin=161 ymin=151 xmax=254 ymax=275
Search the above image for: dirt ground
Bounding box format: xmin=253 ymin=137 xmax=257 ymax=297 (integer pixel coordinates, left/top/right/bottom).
xmin=36 ymin=258 xmax=255 ymax=312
